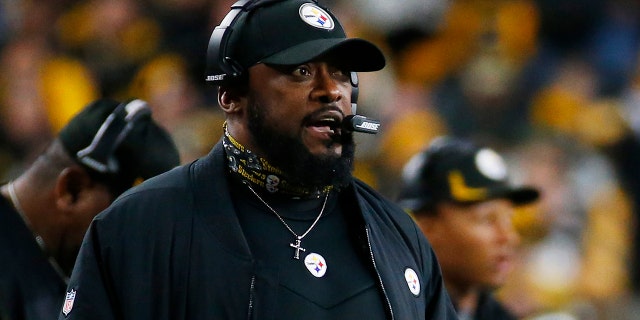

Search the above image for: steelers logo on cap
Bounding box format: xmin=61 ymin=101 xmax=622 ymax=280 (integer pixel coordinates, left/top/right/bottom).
xmin=475 ymin=148 xmax=507 ymax=181
xmin=299 ymin=3 xmax=334 ymax=30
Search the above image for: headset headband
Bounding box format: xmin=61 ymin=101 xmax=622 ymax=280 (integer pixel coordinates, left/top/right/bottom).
xmin=205 ymin=0 xmax=253 ymax=82
xmin=205 ymin=0 xmax=360 ymax=112
xmin=76 ymin=99 xmax=151 ymax=174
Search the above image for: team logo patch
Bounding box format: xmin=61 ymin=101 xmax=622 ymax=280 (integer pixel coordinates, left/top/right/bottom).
xmin=304 ymin=253 xmax=327 ymax=277
xmin=265 ymin=175 xmax=280 ymax=193
xmin=62 ymin=289 xmax=76 ymax=317
xmin=404 ymin=268 xmax=421 ymax=296
xmin=298 ymin=3 xmax=334 ymax=30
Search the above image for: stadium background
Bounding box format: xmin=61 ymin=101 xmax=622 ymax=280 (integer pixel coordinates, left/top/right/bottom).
xmin=1 ymin=0 xmax=639 ymax=318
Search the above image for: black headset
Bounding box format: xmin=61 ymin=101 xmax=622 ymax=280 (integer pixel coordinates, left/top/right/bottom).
xmin=76 ymin=99 xmax=151 ymax=174
xmin=205 ymin=0 xmax=360 ymax=114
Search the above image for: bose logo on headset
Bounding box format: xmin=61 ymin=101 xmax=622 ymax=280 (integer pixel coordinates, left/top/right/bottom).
xmin=204 ymin=0 xmax=254 ymax=84
xmin=207 ymin=74 xmax=226 ymax=82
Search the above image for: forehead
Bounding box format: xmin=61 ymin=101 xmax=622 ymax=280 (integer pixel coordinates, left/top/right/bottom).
xmin=439 ymin=198 xmax=515 ymax=218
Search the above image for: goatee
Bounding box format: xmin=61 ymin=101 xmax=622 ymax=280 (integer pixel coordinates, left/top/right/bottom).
xmin=247 ymin=100 xmax=354 ymax=190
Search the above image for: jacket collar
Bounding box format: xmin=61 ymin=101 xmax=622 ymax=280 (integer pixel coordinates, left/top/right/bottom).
xmin=190 ymin=140 xmax=253 ymax=260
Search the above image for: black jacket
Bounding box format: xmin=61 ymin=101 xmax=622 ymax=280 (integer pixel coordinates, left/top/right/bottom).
xmin=0 ymin=193 xmax=67 ymax=320
xmin=59 ymin=141 xmax=456 ymax=319
xmin=474 ymin=292 xmax=518 ymax=320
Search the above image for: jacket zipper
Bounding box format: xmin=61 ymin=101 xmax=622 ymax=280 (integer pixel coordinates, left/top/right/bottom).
xmin=246 ymin=275 xmax=256 ymax=319
xmin=366 ymin=227 xmax=394 ymax=319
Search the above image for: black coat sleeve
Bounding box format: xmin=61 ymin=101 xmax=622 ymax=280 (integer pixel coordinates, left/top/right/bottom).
xmin=58 ymin=219 xmax=117 ymax=320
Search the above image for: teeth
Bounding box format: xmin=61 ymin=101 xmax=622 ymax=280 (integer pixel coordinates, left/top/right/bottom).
xmin=309 ymin=115 xmax=341 ymax=131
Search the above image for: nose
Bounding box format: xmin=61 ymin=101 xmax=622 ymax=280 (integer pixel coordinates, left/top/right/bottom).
xmin=310 ymin=66 xmax=344 ymax=105
xmin=497 ymin=214 xmax=520 ymax=247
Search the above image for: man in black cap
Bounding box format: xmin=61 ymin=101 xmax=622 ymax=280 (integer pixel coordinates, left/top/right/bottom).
xmin=397 ymin=137 xmax=541 ymax=320
xmin=0 ymin=98 xmax=179 ymax=320
xmin=59 ymin=0 xmax=457 ymax=319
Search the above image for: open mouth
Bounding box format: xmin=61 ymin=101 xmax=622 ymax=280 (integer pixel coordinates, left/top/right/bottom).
xmin=494 ymin=253 xmax=514 ymax=273
xmin=307 ymin=113 xmax=343 ymax=136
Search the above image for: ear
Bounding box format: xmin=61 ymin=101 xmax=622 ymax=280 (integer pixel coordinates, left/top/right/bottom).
xmin=54 ymin=166 xmax=91 ymax=212
xmin=218 ymin=86 xmax=244 ymax=114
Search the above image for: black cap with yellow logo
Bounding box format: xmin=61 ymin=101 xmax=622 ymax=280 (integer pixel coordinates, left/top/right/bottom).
xmin=396 ymin=136 xmax=540 ymax=213
xmin=204 ymin=0 xmax=385 ymax=84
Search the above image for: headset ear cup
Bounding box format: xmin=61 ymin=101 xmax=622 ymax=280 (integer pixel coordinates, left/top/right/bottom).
xmin=350 ymin=72 xmax=358 ymax=114
xmin=205 ymin=0 xmax=253 ymax=84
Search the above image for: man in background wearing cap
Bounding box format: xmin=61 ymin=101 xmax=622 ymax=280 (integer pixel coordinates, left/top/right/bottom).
xmin=0 ymin=98 xmax=179 ymax=320
xmin=397 ymin=137 xmax=540 ymax=320
xmin=60 ymin=0 xmax=456 ymax=319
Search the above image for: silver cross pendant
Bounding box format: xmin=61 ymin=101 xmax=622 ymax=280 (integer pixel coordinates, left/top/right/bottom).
xmin=289 ymin=238 xmax=306 ymax=259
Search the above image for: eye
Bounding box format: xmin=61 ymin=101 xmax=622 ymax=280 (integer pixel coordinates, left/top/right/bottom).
xmin=472 ymin=206 xmax=498 ymax=225
xmin=330 ymin=67 xmax=350 ymax=82
xmin=292 ymin=65 xmax=312 ymax=77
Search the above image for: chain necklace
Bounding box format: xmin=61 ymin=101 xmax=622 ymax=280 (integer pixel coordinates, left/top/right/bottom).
xmin=244 ymin=182 xmax=329 ymax=259
xmin=7 ymin=181 xmax=70 ymax=284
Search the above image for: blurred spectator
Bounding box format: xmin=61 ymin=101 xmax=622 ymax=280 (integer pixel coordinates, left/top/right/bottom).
xmin=0 ymin=38 xmax=59 ymax=179
xmin=144 ymin=0 xmax=215 ymax=92
xmin=396 ymin=136 xmax=540 ymax=319
xmin=499 ymin=132 xmax=634 ymax=319
xmin=55 ymin=0 xmax=162 ymax=97
xmin=428 ymin=0 xmax=539 ymax=147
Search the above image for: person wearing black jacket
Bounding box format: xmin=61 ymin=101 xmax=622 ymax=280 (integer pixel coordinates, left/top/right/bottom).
xmin=58 ymin=0 xmax=457 ymax=319
xmin=0 ymin=98 xmax=179 ymax=320
xmin=397 ymin=137 xmax=541 ymax=320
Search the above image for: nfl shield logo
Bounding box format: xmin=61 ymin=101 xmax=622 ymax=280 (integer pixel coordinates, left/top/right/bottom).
xmin=62 ymin=289 xmax=76 ymax=316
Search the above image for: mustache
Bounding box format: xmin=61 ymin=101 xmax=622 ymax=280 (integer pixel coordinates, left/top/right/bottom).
xmin=301 ymin=105 xmax=344 ymax=123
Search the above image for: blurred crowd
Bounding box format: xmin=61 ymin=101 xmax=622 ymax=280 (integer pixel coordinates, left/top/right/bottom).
xmin=1 ymin=0 xmax=640 ymax=319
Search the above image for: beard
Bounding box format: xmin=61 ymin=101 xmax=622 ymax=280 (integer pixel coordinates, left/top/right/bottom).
xmin=247 ymin=99 xmax=355 ymax=190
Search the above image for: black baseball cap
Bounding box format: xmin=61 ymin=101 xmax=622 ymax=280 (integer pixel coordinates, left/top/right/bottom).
xmin=58 ymin=98 xmax=180 ymax=194
xmin=205 ymin=0 xmax=386 ymax=83
xmin=397 ymin=137 xmax=540 ymax=212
